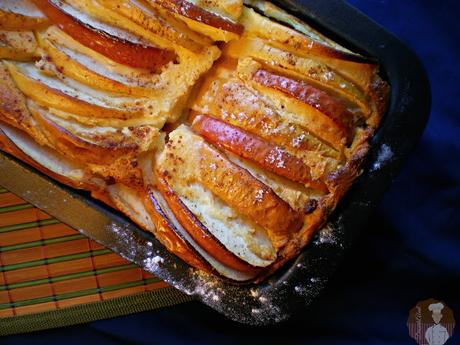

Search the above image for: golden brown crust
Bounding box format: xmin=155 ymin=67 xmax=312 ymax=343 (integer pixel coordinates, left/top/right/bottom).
xmin=257 ymin=140 xmax=372 ymax=281
xmin=197 ymin=142 xmax=303 ymax=249
xmin=0 ymin=62 xmax=32 ymax=128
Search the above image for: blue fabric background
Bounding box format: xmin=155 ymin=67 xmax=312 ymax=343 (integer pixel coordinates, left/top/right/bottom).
xmin=4 ymin=0 xmax=459 ymax=343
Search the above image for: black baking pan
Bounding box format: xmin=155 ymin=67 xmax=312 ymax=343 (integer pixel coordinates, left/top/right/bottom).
xmin=0 ymin=0 xmax=430 ymax=325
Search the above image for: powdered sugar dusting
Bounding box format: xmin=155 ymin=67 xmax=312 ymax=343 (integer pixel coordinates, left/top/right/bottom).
xmin=105 ymin=222 xmax=139 ymax=259
xmin=248 ymin=291 xmax=286 ymax=324
xmin=265 ymin=147 xmax=286 ymax=168
xmin=314 ymin=224 xmax=337 ymax=245
xmin=174 ymin=270 xmax=225 ymax=305
xmin=255 ymin=189 xmax=265 ymax=203
xmin=165 ymin=269 xmax=292 ymax=324
xmin=143 ymin=256 xmax=164 ymax=271
xmin=292 ymin=133 xmax=305 ymax=148
xmin=371 ymin=144 xmax=393 ymax=171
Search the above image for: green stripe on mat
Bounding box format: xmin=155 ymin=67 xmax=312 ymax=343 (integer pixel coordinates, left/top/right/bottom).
xmin=0 ymin=277 xmax=163 ymax=310
xmin=0 ymin=248 xmax=112 ymax=272
xmin=0 ymin=219 xmax=60 ymax=233
xmin=0 ymin=288 xmax=193 ymax=335
xmin=0 ymin=203 xmax=34 ymax=214
xmin=0 ymin=188 xmax=7 ymax=194
xmin=0 ymin=234 xmax=86 ymax=252
xmin=0 ymin=263 xmax=140 ymax=291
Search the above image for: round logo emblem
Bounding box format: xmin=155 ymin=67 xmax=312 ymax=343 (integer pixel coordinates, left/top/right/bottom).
xmin=407 ymin=299 xmax=455 ymax=345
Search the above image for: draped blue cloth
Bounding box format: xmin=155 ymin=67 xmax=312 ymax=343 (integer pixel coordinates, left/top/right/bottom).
xmin=4 ymin=1 xmax=459 ymax=343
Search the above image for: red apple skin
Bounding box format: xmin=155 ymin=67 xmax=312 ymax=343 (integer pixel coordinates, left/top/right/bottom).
xmin=32 ymin=0 xmax=176 ymax=71
xmin=253 ymin=69 xmax=354 ymax=144
xmin=144 ymin=187 xmax=215 ymax=273
xmin=192 ymin=115 xmax=329 ymax=193
xmin=153 ymin=0 xmax=244 ymax=35
xmin=157 ymin=176 xmax=261 ymax=273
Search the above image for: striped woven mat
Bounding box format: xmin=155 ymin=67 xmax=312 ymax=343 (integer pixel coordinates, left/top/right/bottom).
xmin=0 ymin=186 xmax=191 ymax=335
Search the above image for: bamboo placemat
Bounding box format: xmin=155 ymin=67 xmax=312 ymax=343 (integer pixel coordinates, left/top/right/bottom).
xmin=0 ymin=186 xmax=191 ymax=335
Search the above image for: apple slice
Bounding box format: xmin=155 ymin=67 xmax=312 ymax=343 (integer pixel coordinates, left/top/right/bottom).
xmin=29 ymin=102 xmax=158 ymax=165
xmin=106 ymin=182 xmax=235 ymax=277
xmin=224 ymin=151 xmax=322 ymax=214
xmin=194 ymin=0 xmax=243 ymax=22
xmin=32 ymin=0 xmax=176 ymax=71
xmin=0 ymin=62 xmax=51 ymax=146
xmin=0 ymin=122 xmax=91 ymax=189
xmin=148 ymin=0 xmax=244 ymax=41
xmin=244 ymin=0 xmax=353 ymax=54
xmin=37 ymin=33 xmax=158 ymax=97
xmin=151 ymin=0 xmax=244 ymax=33
xmin=146 ymin=187 xmax=260 ymax=281
xmin=6 ymin=62 xmax=144 ymax=120
xmin=192 ymin=115 xmax=328 ymax=192
xmin=156 ymin=177 xmax=261 ymax=273
xmin=0 ymin=0 xmax=49 ymax=30
xmin=40 ymin=26 xmax=221 ymax=124
xmin=192 ymin=67 xmax=339 ymax=157
xmin=143 ymin=188 xmax=214 ymax=273
xmin=251 ymin=68 xmax=354 ymax=144
xmin=236 ymin=59 xmax=350 ymax=149
xmin=241 ymin=6 xmax=367 ymax=63
xmin=156 ymin=130 xmax=278 ymax=268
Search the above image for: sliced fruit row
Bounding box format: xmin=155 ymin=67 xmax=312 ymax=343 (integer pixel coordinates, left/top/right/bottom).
xmin=191 ymin=61 xmax=344 ymax=180
xmin=169 ymin=2 xmax=388 ymax=280
xmin=33 ymin=0 xmax=176 ymax=71
xmin=0 ymin=0 xmax=224 ymax=185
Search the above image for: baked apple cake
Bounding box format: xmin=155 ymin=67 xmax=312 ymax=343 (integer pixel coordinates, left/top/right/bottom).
xmin=0 ymin=0 xmax=389 ymax=282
